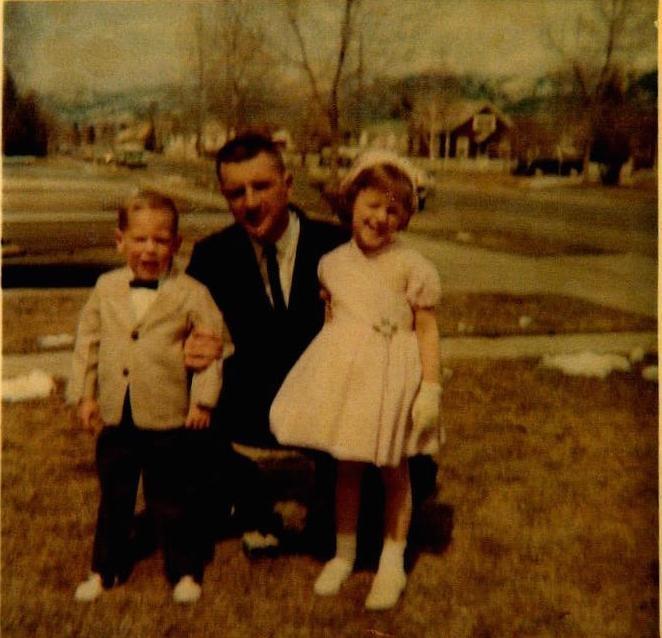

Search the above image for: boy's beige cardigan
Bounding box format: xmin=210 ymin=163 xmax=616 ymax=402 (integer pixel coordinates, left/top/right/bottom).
xmin=67 ymin=265 xmax=223 ymax=429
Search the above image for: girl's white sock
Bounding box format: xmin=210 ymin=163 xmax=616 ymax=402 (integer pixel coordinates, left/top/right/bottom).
xmin=335 ymin=532 xmax=357 ymax=564
xmin=313 ymin=533 xmax=356 ymax=596
xmin=365 ymin=538 xmax=408 ymax=610
xmin=377 ymin=537 xmax=406 ymax=574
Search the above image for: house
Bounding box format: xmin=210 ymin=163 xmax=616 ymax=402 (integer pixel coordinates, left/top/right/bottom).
xmin=358 ymin=120 xmax=410 ymax=155
xmin=411 ymin=101 xmax=513 ymax=160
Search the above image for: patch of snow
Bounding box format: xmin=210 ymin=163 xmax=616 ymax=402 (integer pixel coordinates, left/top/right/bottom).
xmin=2 ymin=369 xmax=56 ymax=402
xmin=518 ymin=315 xmax=533 ymax=329
xmin=37 ymin=333 xmax=75 ymax=349
xmin=642 ymin=366 xmax=658 ymax=382
xmin=541 ymin=351 xmax=631 ymax=379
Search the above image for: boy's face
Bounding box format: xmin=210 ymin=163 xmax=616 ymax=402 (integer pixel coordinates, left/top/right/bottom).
xmin=218 ymin=151 xmax=292 ymax=245
xmin=115 ymin=208 xmax=181 ymax=280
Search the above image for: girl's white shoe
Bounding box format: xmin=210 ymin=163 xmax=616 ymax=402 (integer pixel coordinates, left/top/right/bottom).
xmin=313 ymin=557 xmax=353 ymax=596
xmin=74 ymin=573 xmax=103 ymax=602
xmin=173 ymin=576 xmax=201 ymax=603
xmin=364 ymin=568 xmax=407 ymax=610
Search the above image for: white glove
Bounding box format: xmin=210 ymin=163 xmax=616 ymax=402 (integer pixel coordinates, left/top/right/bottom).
xmin=412 ymin=381 xmax=441 ymax=434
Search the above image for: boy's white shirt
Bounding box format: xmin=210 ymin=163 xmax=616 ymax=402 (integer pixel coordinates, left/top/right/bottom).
xmin=129 ymin=287 xmax=158 ymax=322
xmin=67 ymin=263 xmax=224 ymax=429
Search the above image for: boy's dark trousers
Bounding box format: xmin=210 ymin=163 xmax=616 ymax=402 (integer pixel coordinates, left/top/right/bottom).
xmin=91 ymin=397 xmax=207 ymax=587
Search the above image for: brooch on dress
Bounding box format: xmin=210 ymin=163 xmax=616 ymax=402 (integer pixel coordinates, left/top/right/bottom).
xmin=372 ymin=318 xmax=398 ymax=338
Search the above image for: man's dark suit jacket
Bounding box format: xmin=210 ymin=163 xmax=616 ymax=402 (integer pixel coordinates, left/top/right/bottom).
xmin=187 ymin=208 xmax=348 ymax=447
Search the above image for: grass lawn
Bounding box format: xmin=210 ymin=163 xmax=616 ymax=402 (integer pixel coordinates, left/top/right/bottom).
xmin=2 ymin=357 xmax=658 ymax=637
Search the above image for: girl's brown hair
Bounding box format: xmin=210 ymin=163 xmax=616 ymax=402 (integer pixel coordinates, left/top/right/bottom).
xmin=338 ymin=163 xmax=416 ymax=226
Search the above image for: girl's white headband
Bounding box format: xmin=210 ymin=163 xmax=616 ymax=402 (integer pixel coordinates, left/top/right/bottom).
xmin=339 ymin=149 xmax=420 ymax=211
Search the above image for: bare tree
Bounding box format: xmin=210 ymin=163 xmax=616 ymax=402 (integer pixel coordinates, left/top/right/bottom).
xmin=544 ymin=0 xmax=656 ymax=182
xmin=186 ymin=1 xmax=275 ymax=155
xmin=283 ymin=0 xmax=361 ymax=183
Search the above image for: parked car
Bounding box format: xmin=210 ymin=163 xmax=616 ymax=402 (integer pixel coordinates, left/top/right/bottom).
xmin=514 ymin=157 xmax=583 ymax=177
xmin=117 ymin=149 xmax=147 ymax=169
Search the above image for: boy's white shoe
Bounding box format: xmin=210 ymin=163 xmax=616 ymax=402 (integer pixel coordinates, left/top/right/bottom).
xmin=173 ymin=576 xmax=201 ymax=604
xmin=364 ymin=568 xmax=407 ymax=611
xmin=313 ymin=557 xmax=353 ymax=596
xmin=74 ymin=573 xmax=103 ymax=602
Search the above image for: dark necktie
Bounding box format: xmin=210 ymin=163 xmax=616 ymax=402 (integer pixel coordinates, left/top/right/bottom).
xmin=264 ymin=243 xmax=287 ymax=315
xmin=129 ymin=279 xmax=159 ymax=290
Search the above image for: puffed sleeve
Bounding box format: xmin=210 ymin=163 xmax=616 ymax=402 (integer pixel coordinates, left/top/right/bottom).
xmin=405 ymin=253 xmax=441 ymax=309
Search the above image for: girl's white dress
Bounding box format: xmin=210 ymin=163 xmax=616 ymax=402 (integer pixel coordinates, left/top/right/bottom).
xmin=270 ymin=238 xmax=441 ymax=467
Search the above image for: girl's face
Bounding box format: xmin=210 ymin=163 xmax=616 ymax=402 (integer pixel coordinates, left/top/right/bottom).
xmin=352 ymin=187 xmax=409 ymax=254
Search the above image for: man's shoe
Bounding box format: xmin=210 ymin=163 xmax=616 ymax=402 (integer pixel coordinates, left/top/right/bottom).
xmin=241 ymin=530 xmax=280 ymax=558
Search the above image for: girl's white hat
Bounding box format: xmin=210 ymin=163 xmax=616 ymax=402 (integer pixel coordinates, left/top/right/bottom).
xmin=339 ymin=149 xmax=420 ymax=211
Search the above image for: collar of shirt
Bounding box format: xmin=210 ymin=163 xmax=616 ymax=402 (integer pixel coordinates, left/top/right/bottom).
xmin=251 ymin=210 xmax=300 ymax=306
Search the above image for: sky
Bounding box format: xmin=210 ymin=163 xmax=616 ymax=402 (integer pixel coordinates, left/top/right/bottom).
xmin=4 ymin=0 xmax=658 ymax=99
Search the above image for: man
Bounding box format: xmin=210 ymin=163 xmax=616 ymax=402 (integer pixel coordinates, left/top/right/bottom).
xmin=185 ymin=133 xmax=438 ymax=560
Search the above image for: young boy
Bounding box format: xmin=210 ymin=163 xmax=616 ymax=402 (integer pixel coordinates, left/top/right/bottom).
xmin=68 ymin=191 xmax=223 ymax=604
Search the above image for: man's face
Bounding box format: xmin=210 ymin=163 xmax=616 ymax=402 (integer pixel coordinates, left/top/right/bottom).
xmin=115 ymin=208 xmax=181 ymax=280
xmin=218 ymin=152 xmax=292 ymax=244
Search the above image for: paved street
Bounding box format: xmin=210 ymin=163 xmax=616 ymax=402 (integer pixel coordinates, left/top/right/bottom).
xmin=3 ymin=156 xmax=658 ymax=318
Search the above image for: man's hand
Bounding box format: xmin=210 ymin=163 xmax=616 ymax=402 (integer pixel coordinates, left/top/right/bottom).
xmin=184 ymin=326 xmax=223 ymax=371
xmin=185 ymin=405 xmax=211 ymax=429
xmin=78 ymin=398 xmax=103 ymax=433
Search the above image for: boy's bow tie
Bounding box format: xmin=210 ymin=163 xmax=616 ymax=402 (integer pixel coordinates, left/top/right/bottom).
xmin=129 ymin=279 xmax=159 ymax=290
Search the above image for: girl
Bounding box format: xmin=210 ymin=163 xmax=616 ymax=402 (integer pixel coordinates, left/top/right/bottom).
xmin=270 ymin=150 xmax=442 ymax=610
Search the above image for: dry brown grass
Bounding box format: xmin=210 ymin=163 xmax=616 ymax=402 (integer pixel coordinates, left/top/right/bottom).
xmin=2 ymin=356 xmax=658 ymax=637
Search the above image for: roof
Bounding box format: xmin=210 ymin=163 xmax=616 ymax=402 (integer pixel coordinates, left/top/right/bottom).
xmin=441 ymin=100 xmax=513 ymax=132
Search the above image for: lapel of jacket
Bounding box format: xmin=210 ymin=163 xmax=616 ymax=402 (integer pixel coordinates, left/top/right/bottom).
xmin=288 ymin=207 xmax=311 ymax=314
xmin=112 ymin=267 xmax=138 ymax=328
xmin=232 ymin=224 xmax=285 ymax=317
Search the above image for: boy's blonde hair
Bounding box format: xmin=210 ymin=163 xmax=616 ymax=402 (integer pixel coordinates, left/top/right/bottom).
xmin=118 ymin=191 xmax=179 ymax=234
